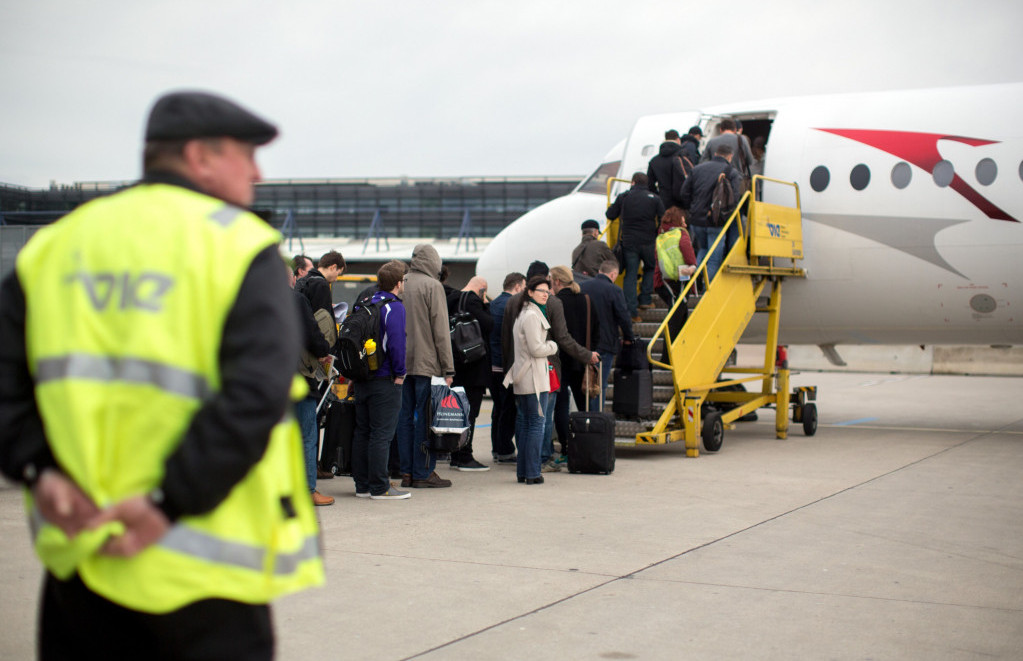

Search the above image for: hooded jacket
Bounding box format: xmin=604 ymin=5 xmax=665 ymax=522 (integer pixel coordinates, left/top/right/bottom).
xmin=402 ymin=244 xmax=455 ymax=378
xmin=646 ymin=141 xmax=688 ymax=209
xmin=680 ymin=134 xmax=701 ymax=167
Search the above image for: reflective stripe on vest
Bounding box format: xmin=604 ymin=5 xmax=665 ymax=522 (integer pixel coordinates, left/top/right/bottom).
xmin=35 ymin=353 xmax=211 ymax=400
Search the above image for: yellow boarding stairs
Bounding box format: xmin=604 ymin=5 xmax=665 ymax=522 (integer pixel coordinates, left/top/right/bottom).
xmin=604 ymin=176 xmax=818 ymax=456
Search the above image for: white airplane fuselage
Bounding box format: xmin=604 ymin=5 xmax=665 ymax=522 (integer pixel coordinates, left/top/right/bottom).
xmin=476 ymin=83 xmax=1023 ymax=347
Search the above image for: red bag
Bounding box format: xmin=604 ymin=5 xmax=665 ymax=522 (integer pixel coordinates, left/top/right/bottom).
xmin=548 ymin=361 xmax=560 ymax=392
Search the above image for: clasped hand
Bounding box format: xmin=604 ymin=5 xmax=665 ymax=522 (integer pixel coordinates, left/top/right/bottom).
xmin=33 ymin=469 xmax=170 ymax=558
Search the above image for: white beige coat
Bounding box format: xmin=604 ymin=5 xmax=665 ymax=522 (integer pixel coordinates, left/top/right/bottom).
xmin=503 ymin=302 xmax=558 ymax=413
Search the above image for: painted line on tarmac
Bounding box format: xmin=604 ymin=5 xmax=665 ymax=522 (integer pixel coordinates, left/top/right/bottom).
xmin=833 ymin=417 xmax=879 ymax=426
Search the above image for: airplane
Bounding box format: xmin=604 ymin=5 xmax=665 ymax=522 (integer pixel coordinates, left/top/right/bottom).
xmin=475 ymin=83 xmax=1023 ymax=360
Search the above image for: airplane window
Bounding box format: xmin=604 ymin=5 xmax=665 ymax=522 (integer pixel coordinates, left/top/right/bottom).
xmin=810 ymin=166 xmax=829 ymax=192
xmin=975 ymin=158 xmax=997 ymax=186
xmin=891 ymin=162 xmax=912 ymax=189
xmin=577 ymin=161 xmax=622 ymax=195
xmin=1019 ymin=161 xmax=1023 ymax=182
xmin=850 ymin=164 xmax=870 ymax=191
xmin=933 ymin=160 xmax=954 ymax=187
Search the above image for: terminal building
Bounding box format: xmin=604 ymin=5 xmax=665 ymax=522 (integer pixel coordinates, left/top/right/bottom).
xmin=0 ymin=175 xmax=580 ymax=275
xmin=0 ymin=175 xmax=579 ymax=234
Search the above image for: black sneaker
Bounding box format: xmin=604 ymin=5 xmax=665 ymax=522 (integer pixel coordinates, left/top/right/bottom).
xmin=450 ymin=459 xmax=491 ymax=472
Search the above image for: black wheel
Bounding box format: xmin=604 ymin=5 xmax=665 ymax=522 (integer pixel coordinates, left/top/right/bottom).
xmin=802 ymin=403 xmax=818 ymax=436
xmin=702 ymin=410 xmax=724 ymax=452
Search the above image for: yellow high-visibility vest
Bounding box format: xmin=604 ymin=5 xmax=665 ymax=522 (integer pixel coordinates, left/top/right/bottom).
xmin=17 ymin=183 xmax=323 ymax=613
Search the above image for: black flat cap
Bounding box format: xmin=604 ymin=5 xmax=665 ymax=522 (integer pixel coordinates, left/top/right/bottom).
xmin=581 ymin=219 xmax=600 ymax=231
xmin=145 ymin=91 xmax=278 ymax=145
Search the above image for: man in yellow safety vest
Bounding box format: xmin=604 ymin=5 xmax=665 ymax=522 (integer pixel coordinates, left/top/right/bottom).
xmin=0 ymin=90 xmax=323 ymax=660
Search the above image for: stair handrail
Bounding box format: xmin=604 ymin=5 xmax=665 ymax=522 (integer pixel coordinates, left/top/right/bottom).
xmin=645 ymin=190 xmax=751 ymax=370
xmin=601 ymin=177 xmax=633 ymax=246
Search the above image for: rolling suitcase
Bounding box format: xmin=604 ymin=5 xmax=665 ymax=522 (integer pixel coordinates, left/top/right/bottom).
xmin=612 ymin=368 xmax=653 ymax=417
xmin=319 ymin=394 xmax=355 ymax=476
xmin=615 ymin=338 xmax=650 ymax=371
xmin=568 ymin=361 xmax=615 ymax=474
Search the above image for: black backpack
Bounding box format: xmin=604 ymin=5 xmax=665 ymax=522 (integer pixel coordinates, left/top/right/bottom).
xmin=709 ymin=167 xmax=736 ymax=227
xmin=336 ymin=296 xmax=385 ymax=381
xmin=449 ymin=291 xmax=487 ymax=364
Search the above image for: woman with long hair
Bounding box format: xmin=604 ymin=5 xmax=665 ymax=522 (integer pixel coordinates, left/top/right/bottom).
xmin=502 ymin=276 xmax=559 ymax=484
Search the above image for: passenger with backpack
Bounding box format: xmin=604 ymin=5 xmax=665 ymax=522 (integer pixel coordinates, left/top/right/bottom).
xmin=349 ymin=260 xmax=410 ymax=500
xmin=445 ymin=276 xmax=493 ymax=471
xmin=680 ymin=143 xmax=745 ymax=283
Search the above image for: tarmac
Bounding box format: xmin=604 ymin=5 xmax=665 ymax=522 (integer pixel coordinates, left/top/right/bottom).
xmin=2 ymin=370 xmax=1022 ymax=660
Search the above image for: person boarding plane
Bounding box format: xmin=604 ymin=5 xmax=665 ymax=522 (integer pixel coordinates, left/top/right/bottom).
xmin=476 ymin=83 xmax=1023 ymax=359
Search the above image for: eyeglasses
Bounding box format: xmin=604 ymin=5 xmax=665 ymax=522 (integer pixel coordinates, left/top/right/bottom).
xmin=533 ymin=288 xmax=551 ymax=295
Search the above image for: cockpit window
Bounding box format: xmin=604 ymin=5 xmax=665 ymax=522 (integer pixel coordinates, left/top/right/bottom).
xmin=576 ymin=161 xmax=622 ymax=195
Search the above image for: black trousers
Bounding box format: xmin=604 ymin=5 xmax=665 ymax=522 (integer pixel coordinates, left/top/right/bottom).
xmin=40 ymin=572 xmax=273 ymax=661
xmin=554 ymin=363 xmax=585 ymax=452
xmin=489 ymin=371 xmax=517 ymax=457
xmin=451 ymin=384 xmax=486 ymax=464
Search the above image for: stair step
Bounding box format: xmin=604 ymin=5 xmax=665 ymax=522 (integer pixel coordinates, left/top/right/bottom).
xmin=607 ymin=383 xmax=676 ymax=403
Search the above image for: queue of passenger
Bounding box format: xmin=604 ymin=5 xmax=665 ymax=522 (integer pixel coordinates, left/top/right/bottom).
xmin=0 ymin=85 xmax=748 ymax=658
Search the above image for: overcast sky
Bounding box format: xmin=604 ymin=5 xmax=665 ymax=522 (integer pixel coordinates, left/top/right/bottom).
xmin=1 ymin=0 xmax=1020 ymax=188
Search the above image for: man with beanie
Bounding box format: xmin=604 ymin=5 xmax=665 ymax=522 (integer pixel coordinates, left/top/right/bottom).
xmin=571 ymin=219 xmax=615 ymax=278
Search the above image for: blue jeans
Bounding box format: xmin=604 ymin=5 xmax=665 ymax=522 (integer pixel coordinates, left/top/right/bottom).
xmin=693 ymin=224 xmax=739 ymax=284
xmin=542 ymin=388 xmax=557 ymax=463
xmin=622 ymin=243 xmax=656 ymax=316
xmin=353 ymin=377 xmax=403 ymax=495
xmin=588 ymin=351 xmax=617 ymax=413
xmin=515 ymin=392 xmax=548 ymax=480
xmin=294 ymin=396 xmax=318 ymax=493
xmin=397 ymin=375 xmax=437 ymax=481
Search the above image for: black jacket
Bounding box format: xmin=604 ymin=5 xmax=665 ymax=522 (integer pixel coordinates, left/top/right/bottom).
xmin=605 ymin=184 xmax=665 ymax=249
xmin=295 ymin=289 xmax=331 ymax=392
xmin=447 ymin=289 xmax=493 ymax=388
xmin=578 ymin=274 xmax=634 ymax=355
xmin=680 ymin=156 xmax=745 ymax=227
xmin=680 ymin=134 xmax=701 ymax=167
xmin=296 ymin=270 xmax=334 ymax=345
xmin=646 ymin=141 xmax=687 ymax=209
xmin=556 ymin=288 xmax=600 ymax=372
xmin=0 ymin=213 xmax=298 ymax=522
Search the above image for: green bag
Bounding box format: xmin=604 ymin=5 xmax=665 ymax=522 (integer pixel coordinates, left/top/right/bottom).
xmin=656 ymin=228 xmax=685 ymax=280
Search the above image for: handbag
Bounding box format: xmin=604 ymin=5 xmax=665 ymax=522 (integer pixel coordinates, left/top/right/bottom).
xmin=582 ymin=295 xmax=601 ymax=399
xmin=612 ymin=239 xmax=626 ymax=271
xmin=548 ymin=361 xmax=560 ymax=392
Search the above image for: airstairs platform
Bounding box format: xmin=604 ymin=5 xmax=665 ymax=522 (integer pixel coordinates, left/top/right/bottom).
xmin=605 ymin=176 xmax=817 ymax=456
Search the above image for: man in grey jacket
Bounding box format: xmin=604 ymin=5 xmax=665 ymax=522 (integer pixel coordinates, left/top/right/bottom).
xmin=396 ymin=244 xmax=456 ymax=488
xmin=700 ymin=118 xmax=755 ymax=180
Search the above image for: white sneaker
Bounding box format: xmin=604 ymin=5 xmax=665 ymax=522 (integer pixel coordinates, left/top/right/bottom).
xmin=370 ymin=485 xmax=411 ymax=500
